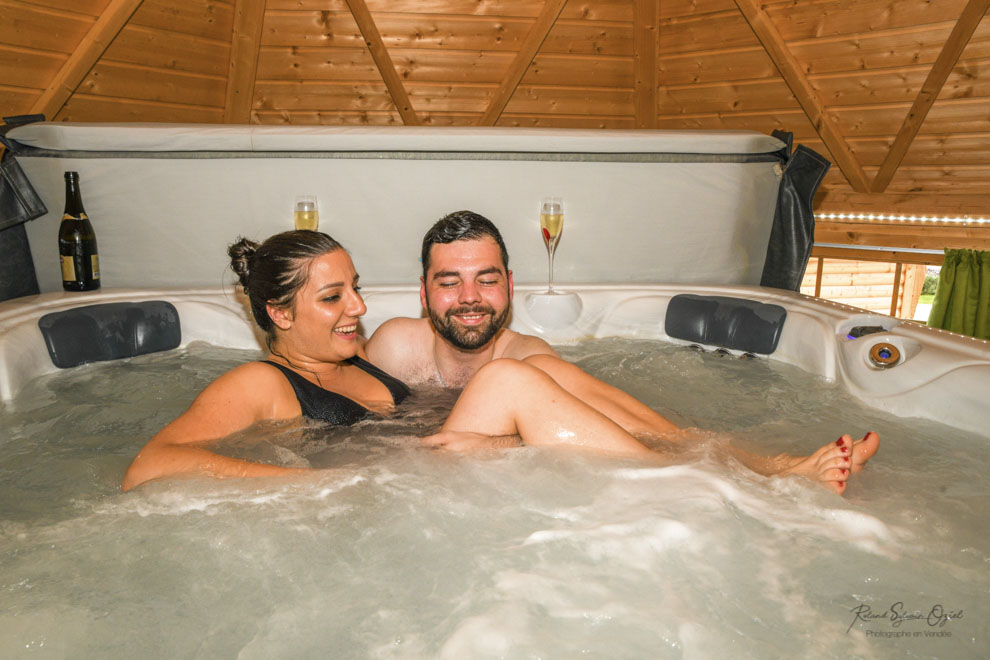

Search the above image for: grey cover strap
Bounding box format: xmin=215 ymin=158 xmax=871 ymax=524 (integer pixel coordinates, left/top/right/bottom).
xmin=0 ymin=115 xmax=48 ymax=232
xmin=760 ymin=130 xmax=831 ymax=291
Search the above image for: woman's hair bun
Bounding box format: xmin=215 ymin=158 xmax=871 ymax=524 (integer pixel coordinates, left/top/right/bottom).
xmin=227 ymin=237 xmax=260 ymax=289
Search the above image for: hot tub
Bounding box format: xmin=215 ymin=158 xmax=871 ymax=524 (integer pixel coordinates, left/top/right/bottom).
xmin=1 ymin=283 xmax=988 ymax=657
xmin=1 ymin=124 xmax=988 ymax=655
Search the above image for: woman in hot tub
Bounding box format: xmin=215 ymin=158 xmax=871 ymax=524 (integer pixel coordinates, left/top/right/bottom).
xmin=122 ymin=230 xmax=875 ymax=493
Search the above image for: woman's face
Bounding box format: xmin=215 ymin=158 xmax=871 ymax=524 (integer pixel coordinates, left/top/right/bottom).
xmin=275 ymin=250 xmax=367 ymax=362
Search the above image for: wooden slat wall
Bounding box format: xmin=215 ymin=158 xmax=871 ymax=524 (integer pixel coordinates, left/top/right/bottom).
xmin=0 ymin=0 xmax=987 ymax=217
xmin=801 ymin=259 xmax=927 ymax=318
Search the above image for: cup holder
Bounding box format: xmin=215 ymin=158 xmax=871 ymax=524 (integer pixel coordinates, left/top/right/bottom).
xmin=523 ymin=291 xmax=583 ymax=331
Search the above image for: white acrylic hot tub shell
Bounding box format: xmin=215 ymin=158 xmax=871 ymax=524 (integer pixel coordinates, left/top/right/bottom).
xmin=1 ymin=285 xmax=988 ymax=439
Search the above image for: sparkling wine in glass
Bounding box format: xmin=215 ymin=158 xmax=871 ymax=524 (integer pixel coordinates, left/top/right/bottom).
xmin=540 ymin=197 xmax=563 ymax=293
xmin=294 ymin=195 xmax=319 ymax=230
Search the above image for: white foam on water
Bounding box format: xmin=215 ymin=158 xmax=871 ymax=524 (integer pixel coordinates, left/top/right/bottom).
xmin=1 ymin=340 xmax=987 ymax=657
xmin=101 ymin=472 xmax=369 ymax=518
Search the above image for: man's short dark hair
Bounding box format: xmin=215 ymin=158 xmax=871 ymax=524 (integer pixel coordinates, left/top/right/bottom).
xmin=421 ymin=210 xmax=509 ymax=277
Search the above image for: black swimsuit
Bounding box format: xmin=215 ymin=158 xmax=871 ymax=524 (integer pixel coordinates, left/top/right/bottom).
xmin=262 ymin=356 xmax=410 ymax=426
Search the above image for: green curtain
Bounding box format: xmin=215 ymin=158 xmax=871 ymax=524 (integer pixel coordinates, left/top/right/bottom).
xmin=927 ymin=249 xmax=990 ymax=340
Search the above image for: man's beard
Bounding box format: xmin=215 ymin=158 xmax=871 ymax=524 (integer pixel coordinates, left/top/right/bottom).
xmin=427 ymin=300 xmax=510 ymax=351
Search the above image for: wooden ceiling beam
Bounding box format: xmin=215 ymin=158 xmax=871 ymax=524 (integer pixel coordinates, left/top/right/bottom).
xmin=817 ymin=191 xmax=990 ymax=217
xmin=871 ymin=0 xmax=990 ymax=192
xmin=477 ymin=0 xmax=567 ymax=126
xmin=634 ymin=0 xmax=659 ymax=129
xmin=224 ymin=0 xmax=268 ymax=124
xmin=28 ymin=0 xmax=145 ymax=120
xmin=733 ymin=0 xmax=871 ymax=193
xmin=344 ymin=0 xmax=419 ymax=126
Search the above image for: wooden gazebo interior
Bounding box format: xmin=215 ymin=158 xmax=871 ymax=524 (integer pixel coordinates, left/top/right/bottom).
xmin=3 ymin=0 xmax=989 ymax=316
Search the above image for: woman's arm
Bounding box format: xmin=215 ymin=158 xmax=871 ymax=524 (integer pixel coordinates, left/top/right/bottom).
xmin=121 ymin=363 xmax=307 ymax=491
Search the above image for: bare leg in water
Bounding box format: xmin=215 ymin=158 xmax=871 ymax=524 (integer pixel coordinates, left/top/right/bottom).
xmin=425 ymin=359 xmax=858 ymax=494
xmin=519 ymin=354 xmax=880 ymax=492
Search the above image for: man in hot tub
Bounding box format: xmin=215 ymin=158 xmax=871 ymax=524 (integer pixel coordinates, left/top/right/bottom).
xmin=364 ymin=210 xmax=880 ymax=490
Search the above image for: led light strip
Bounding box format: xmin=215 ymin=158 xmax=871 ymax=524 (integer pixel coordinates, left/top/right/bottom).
xmin=818 ymin=212 xmax=990 ymax=225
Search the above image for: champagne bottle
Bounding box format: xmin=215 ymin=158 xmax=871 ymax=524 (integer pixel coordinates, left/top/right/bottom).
xmin=58 ymin=171 xmax=100 ymax=291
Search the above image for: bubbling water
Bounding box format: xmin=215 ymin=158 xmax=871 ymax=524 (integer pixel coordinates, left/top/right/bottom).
xmin=0 ymin=340 xmax=986 ymax=658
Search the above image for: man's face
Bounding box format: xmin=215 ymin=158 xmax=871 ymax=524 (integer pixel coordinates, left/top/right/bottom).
xmin=421 ymin=237 xmax=512 ymax=351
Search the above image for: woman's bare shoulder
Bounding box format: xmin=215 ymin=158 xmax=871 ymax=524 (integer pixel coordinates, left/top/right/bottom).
xmin=210 ymin=359 xmax=285 ymax=388
xmin=186 ymin=360 xmax=297 ymax=419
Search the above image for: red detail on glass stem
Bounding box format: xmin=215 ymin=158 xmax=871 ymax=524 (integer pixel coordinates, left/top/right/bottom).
xmin=542 ymin=227 xmax=551 ymax=243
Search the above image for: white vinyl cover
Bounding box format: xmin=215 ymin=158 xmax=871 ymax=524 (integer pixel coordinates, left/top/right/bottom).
xmin=12 ymin=123 xmax=786 ymax=291
xmin=8 ymin=123 xmax=785 ymax=154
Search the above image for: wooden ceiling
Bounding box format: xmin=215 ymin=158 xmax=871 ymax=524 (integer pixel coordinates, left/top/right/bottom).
xmin=2 ymin=0 xmax=989 ymax=219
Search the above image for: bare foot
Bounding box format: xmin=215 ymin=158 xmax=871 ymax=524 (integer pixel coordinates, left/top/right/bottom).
xmin=850 ymin=431 xmax=880 ymax=474
xmin=780 ymin=435 xmax=855 ymax=495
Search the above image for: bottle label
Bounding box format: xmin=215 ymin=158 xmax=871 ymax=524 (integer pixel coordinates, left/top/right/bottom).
xmin=62 ymin=212 xmax=88 ymax=221
xmin=60 ymin=255 xmax=75 ymax=282
xmin=91 ymin=255 xmax=100 ymax=279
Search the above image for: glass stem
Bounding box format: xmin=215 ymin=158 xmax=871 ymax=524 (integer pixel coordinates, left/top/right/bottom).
xmin=547 ymin=247 xmax=555 ymax=293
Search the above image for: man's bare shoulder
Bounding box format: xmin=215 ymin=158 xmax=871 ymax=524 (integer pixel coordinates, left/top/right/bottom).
xmin=497 ymin=330 xmax=560 ymax=360
xmin=365 ymin=317 xmax=433 ymax=380
xmin=367 ymin=317 xmax=431 ymax=348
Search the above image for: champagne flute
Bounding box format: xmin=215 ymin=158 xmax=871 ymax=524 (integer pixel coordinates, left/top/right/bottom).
xmin=294 ymin=195 xmax=319 ymax=230
xmin=540 ymin=197 xmax=563 ymax=293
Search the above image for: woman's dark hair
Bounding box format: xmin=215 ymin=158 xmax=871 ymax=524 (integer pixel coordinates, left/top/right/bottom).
xmin=421 ymin=210 xmax=509 ymax=278
xmin=228 ymin=230 xmax=344 ymax=342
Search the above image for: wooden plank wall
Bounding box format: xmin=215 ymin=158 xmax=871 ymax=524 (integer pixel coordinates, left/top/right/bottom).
xmin=0 ymin=0 xmax=232 ymax=122
xmin=801 ymin=258 xmax=926 ymax=318
xmin=655 ymin=0 xmax=990 ymax=217
xmin=0 ymin=0 xmax=988 ymax=218
xmin=251 ymin=0 xmax=637 ymax=126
